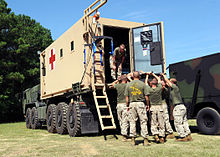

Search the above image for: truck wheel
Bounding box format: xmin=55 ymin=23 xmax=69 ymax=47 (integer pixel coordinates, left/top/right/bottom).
xmin=55 ymin=102 xmax=68 ymax=134
xmin=67 ymin=103 xmax=81 ymax=137
xmin=26 ymin=108 xmax=32 ymax=129
xmin=197 ymin=107 xmax=220 ymax=134
xmin=46 ymin=104 xmax=57 ymax=133
xmin=31 ymin=107 xmax=41 ymax=129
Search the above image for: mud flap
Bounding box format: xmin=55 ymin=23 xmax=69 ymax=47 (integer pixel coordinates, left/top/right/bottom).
xmin=80 ymin=108 xmax=99 ymax=134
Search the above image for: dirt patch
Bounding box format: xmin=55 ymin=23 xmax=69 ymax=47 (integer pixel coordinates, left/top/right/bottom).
xmin=80 ymin=144 xmax=98 ymax=156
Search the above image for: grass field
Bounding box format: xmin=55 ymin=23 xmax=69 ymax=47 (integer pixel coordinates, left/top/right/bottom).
xmin=0 ymin=120 xmax=219 ymax=157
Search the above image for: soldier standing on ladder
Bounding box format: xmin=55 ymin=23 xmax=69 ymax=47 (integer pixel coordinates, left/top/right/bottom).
xmin=110 ymin=44 xmax=126 ymax=80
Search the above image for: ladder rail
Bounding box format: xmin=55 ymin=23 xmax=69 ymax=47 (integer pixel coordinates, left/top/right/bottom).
xmin=90 ymin=38 xmax=116 ymax=131
xmin=93 ymin=80 xmax=116 ymax=130
xmin=93 ymin=91 xmax=105 ymax=130
xmin=81 ymin=0 xmax=116 ymax=132
xmin=83 ymin=0 xmax=108 ymax=19
xmin=102 ymin=85 xmax=116 ymax=128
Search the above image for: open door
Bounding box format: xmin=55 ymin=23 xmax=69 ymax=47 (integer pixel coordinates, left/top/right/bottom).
xmin=40 ymin=51 xmax=46 ymax=98
xmin=130 ymin=22 xmax=166 ymax=73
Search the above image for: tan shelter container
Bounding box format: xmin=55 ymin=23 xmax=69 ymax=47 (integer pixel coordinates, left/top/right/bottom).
xmin=40 ymin=17 xmax=165 ymax=100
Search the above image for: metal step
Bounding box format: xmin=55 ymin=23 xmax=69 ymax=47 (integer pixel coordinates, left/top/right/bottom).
xmin=101 ymin=115 xmax=112 ymax=118
xmin=94 ymin=60 xmax=102 ymax=62
xmin=94 ymin=84 xmax=105 ymax=86
xmin=96 ymin=96 xmax=107 ymax=99
xmin=98 ymin=105 xmax=108 ymax=109
xmin=103 ymin=126 xmax=116 ymax=130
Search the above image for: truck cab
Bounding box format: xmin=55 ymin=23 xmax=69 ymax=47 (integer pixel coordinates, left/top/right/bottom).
xmin=169 ymin=53 xmax=220 ymax=134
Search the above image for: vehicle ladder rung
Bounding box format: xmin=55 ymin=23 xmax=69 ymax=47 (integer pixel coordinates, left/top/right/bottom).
xmin=101 ymin=115 xmax=112 ymax=119
xmin=98 ymin=105 xmax=108 ymax=109
xmin=103 ymin=126 xmax=116 ymax=130
xmin=94 ymin=59 xmax=102 ymax=62
xmin=95 ymin=96 xmax=107 ymax=99
xmin=94 ymin=84 xmax=105 ymax=86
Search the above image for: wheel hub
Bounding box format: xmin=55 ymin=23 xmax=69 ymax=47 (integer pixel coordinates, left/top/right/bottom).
xmin=203 ymin=115 xmax=214 ymax=128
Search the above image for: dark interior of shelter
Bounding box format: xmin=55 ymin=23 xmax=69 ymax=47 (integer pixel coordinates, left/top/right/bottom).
xmin=103 ymin=26 xmax=130 ymax=83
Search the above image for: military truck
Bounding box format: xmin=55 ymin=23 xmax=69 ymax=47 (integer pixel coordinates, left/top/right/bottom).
xmin=169 ymin=52 xmax=220 ymax=134
xmin=22 ymin=0 xmax=166 ymax=136
xmin=23 ymin=84 xmax=45 ymax=129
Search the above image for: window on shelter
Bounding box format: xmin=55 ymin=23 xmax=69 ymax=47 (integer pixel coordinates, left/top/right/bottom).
xmin=71 ymin=41 xmax=74 ymax=51
xmin=60 ymin=48 xmax=63 ymax=58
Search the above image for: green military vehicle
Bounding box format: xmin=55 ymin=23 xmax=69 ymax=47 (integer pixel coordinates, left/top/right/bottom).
xmin=22 ymin=84 xmax=46 ymax=129
xmin=169 ymin=52 xmax=220 ymax=134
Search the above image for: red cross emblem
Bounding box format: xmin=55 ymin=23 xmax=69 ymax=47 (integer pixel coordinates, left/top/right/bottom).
xmin=49 ymin=48 xmax=55 ymax=70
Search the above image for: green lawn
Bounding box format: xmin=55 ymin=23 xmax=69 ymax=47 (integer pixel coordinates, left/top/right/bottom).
xmin=0 ymin=121 xmax=219 ymax=157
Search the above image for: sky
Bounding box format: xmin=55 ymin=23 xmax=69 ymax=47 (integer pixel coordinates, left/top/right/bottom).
xmin=6 ymin=0 xmax=220 ymax=66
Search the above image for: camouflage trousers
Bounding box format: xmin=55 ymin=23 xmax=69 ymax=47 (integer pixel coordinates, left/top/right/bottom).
xmin=150 ymin=105 xmax=165 ymax=137
xmin=116 ymin=103 xmax=129 ymax=136
xmin=162 ymin=100 xmax=173 ymax=134
xmin=109 ymin=55 xmax=122 ymax=80
xmin=173 ymin=104 xmax=191 ymax=137
xmin=129 ymin=102 xmax=149 ymax=138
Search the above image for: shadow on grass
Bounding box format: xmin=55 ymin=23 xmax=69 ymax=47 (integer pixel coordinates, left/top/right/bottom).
xmin=39 ymin=124 xmax=121 ymax=140
xmin=35 ymin=120 xmax=220 ymax=139
xmin=189 ymin=126 xmax=199 ymax=133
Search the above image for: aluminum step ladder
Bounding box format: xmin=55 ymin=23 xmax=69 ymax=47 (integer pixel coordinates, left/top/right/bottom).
xmin=92 ymin=42 xmax=116 ymax=131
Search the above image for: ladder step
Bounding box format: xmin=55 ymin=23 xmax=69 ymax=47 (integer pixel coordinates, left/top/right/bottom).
xmin=96 ymin=96 xmax=107 ymax=99
xmin=101 ymin=115 xmax=112 ymax=118
xmin=94 ymin=60 xmax=101 ymax=62
xmin=94 ymin=84 xmax=105 ymax=86
xmin=103 ymin=126 xmax=116 ymax=130
xmin=94 ymin=51 xmax=102 ymax=53
xmin=98 ymin=105 xmax=108 ymax=109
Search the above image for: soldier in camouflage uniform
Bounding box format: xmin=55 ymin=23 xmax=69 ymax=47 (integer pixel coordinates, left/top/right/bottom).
xmin=110 ymin=44 xmax=126 ymax=80
xmin=161 ymin=80 xmax=175 ymax=139
xmin=144 ymin=72 xmax=165 ymax=143
xmin=111 ymin=75 xmax=129 ymax=141
xmin=125 ymin=71 xmax=150 ymax=146
xmin=162 ymin=74 xmax=192 ymax=142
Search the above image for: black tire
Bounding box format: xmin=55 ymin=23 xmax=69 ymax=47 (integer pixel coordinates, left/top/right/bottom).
xmin=26 ymin=108 xmax=32 ymax=129
xmin=67 ymin=103 xmax=81 ymax=137
xmin=31 ymin=107 xmax=41 ymax=129
xmin=55 ymin=102 xmax=68 ymax=134
xmin=46 ymin=104 xmax=57 ymax=133
xmin=197 ymin=107 xmax=220 ymax=135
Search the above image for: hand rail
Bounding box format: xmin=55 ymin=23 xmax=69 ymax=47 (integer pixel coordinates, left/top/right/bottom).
xmin=83 ymin=0 xmax=108 ymax=18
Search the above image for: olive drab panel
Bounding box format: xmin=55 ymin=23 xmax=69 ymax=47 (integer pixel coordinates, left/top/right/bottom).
xmin=169 ymin=52 xmax=220 ymax=118
xmin=22 ymin=84 xmax=40 ymax=113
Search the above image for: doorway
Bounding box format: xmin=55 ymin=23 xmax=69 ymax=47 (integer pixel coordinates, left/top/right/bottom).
xmin=103 ymin=26 xmax=130 ymax=83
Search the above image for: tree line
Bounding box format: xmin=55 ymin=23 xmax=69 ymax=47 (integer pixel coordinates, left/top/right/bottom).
xmin=0 ymin=0 xmax=53 ymax=123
